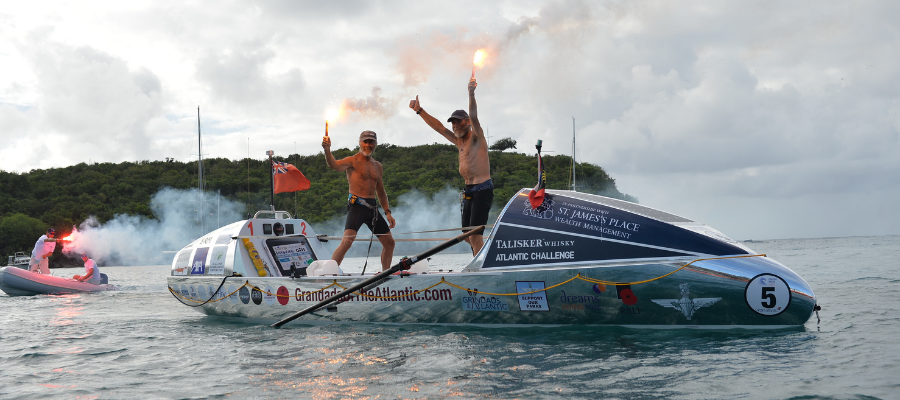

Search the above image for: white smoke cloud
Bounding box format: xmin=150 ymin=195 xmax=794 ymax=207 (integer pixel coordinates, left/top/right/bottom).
xmin=62 ymin=188 xmax=245 ymax=265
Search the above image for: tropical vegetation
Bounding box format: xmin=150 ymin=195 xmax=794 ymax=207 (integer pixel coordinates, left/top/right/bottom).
xmin=0 ymin=143 xmax=635 ymax=262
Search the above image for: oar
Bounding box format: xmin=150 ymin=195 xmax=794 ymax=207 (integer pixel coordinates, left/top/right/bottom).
xmin=271 ymin=225 xmax=485 ymax=328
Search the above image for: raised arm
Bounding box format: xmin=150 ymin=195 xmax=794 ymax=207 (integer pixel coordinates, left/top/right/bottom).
xmin=468 ymin=78 xmax=484 ymax=140
xmin=322 ymin=136 xmax=352 ymax=172
xmin=409 ymin=95 xmax=457 ymax=145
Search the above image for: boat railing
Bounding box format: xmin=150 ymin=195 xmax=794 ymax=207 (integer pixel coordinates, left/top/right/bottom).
xmin=252 ymin=210 xmax=293 ymax=219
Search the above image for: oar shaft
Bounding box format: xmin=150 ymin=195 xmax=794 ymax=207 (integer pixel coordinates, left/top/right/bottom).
xmin=271 ymin=225 xmax=485 ymax=328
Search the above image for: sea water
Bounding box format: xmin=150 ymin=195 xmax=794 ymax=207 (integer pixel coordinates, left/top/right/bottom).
xmin=1 ymin=235 xmax=898 ymax=399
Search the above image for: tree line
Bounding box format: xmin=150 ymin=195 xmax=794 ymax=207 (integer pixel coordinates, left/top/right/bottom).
xmin=0 ymin=142 xmax=636 ymax=262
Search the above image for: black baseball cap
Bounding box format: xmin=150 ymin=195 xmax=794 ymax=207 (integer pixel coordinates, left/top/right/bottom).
xmin=47 ymin=228 xmax=56 ymax=234
xmin=447 ymin=110 xmax=469 ymax=122
xmin=359 ymin=130 xmax=377 ymax=142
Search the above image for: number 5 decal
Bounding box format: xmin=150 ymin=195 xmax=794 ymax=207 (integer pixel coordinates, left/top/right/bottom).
xmin=761 ymin=287 xmax=776 ymax=308
xmin=745 ymin=274 xmax=791 ymax=316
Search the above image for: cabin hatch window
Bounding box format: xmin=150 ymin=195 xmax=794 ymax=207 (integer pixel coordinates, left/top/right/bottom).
xmin=264 ymin=238 xmax=317 ymax=276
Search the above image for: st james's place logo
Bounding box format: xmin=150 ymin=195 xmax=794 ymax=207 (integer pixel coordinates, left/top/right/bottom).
xmin=523 ymin=197 xmax=554 ymax=220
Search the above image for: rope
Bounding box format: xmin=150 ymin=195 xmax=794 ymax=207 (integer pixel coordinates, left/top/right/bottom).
xmin=576 ymin=254 xmax=767 ymax=286
xmin=168 ymin=278 xmax=249 ymax=305
xmin=167 ymin=279 xmax=343 ymax=303
xmin=167 ymin=254 xmax=767 ymax=302
xmin=311 ymin=224 xmax=495 ymax=241
xmin=440 ymin=275 xmax=581 ymax=296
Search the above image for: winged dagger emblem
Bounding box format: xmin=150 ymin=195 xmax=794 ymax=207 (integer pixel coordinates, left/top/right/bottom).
xmin=651 ymin=283 xmax=721 ymax=320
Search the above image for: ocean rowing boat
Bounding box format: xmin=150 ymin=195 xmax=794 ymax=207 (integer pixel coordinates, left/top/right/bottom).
xmin=166 ymin=189 xmax=817 ymax=329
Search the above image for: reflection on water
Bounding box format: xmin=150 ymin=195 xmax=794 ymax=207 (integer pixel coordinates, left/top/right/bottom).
xmin=50 ymin=295 xmax=84 ymax=327
xmin=48 ymin=295 xmax=87 ymax=355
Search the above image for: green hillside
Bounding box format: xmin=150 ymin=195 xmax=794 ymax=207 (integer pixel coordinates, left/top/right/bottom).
xmin=0 ymin=143 xmax=635 ymax=260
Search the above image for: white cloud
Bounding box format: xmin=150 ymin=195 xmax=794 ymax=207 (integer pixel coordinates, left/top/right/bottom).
xmin=1 ymin=0 xmax=899 ymax=239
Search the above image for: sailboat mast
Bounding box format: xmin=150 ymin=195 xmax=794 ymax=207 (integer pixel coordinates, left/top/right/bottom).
xmin=571 ymin=117 xmax=576 ymax=192
xmin=198 ymin=106 xmax=204 ymax=234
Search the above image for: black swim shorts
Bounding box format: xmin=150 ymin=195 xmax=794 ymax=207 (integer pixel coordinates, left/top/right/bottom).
xmin=461 ymin=180 xmax=494 ymax=232
xmin=345 ymin=197 xmax=391 ymax=235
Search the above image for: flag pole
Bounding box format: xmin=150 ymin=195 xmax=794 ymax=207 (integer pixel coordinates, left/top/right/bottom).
xmin=266 ymin=150 xmax=275 ymax=211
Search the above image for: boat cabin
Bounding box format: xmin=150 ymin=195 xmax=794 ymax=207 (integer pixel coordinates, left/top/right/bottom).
xmin=170 ymin=210 xmax=334 ymax=278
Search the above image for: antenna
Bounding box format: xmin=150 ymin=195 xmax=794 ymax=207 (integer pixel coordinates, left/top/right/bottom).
xmin=294 ymin=142 xmax=298 ymax=218
xmin=198 ymin=106 xmax=204 ymax=234
xmin=571 ymin=117 xmax=576 ymax=192
xmin=247 ymin=138 xmax=251 ymax=219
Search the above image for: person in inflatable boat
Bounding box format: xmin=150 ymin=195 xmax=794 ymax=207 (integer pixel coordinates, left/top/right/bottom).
xmin=73 ymin=253 xmax=102 ymax=285
xmin=29 ymin=227 xmax=59 ymax=274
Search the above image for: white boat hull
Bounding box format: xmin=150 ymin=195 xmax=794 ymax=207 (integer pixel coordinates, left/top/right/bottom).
xmin=0 ymin=266 xmax=118 ymax=296
xmin=167 ymin=255 xmax=816 ymax=328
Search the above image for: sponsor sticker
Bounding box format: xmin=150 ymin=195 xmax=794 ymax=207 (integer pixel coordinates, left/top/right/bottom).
xmin=227 ymin=285 xmax=237 ymax=303
xmin=461 ymin=288 xmax=510 ymax=312
xmin=251 ymin=287 xmax=263 ymax=305
xmin=745 ymin=274 xmax=791 ymax=316
xmin=277 ymin=287 xmax=290 ymax=306
xmin=208 ymin=246 xmax=228 ymax=275
xmin=516 ymin=281 xmax=549 ymax=311
xmin=558 ymin=290 xmax=604 ymax=311
xmin=216 ymin=234 xmax=232 ymax=245
xmin=190 ymin=247 xmax=210 ymax=275
xmin=173 ymin=250 xmax=192 ymax=275
xmin=239 ymin=286 xmax=251 ymax=304
xmin=264 ymin=286 xmax=276 ymax=306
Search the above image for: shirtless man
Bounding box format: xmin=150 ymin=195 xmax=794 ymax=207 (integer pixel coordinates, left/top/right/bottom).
xmin=409 ymin=78 xmax=493 ymax=255
xmin=323 ymin=130 xmax=397 ymax=271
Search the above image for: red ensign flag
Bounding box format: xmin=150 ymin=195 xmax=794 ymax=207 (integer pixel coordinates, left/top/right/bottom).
xmin=528 ymin=152 xmax=546 ymax=209
xmin=272 ymin=161 xmax=311 ymax=193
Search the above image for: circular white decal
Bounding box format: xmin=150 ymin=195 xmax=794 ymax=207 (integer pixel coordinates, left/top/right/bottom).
xmin=264 ymin=286 xmax=276 ymax=306
xmin=745 ymin=274 xmax=791 ymax=316
xmin=228 ymin=285 xmax=237 ymax=303
xmin=198 ymin=285 xmax=208 ymax=302
xmin=208 ymin=285 xmax=217 ymax=301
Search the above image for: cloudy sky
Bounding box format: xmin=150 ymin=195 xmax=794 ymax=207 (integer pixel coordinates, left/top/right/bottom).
xmin=2 ymin=1 xmax=898 ymax=240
